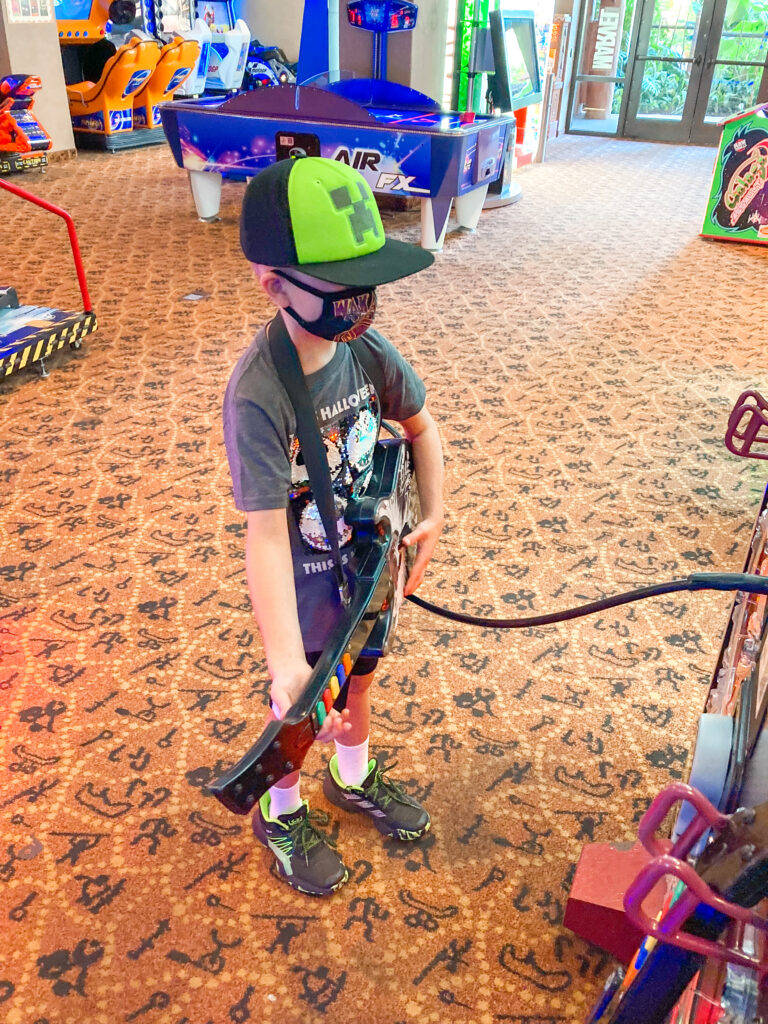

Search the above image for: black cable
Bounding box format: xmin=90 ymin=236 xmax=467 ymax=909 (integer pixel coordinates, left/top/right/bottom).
xmin=406 ymin=572 xmax=768 ymax=629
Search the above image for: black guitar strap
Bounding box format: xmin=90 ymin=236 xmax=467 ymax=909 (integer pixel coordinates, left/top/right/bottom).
xmin=268 ymin=313 xmax=385 ymax=607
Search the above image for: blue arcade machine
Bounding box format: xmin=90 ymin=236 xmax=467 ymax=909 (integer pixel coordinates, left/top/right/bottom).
xmin=195 ymin=0 xmax=249 ymax=92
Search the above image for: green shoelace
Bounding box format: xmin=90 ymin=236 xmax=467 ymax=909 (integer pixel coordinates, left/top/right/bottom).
xmin=364 ymin=761 xmax=416 ymax=810
xmin=288 ymin=809 xmax=337 ymax=862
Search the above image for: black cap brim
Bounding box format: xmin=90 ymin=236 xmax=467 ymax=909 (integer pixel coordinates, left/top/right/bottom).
xmin=284 ymin=237 xmax=434 ymax=286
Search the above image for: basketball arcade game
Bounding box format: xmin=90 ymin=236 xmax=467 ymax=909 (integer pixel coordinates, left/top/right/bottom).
xmin=0 ymin=178 xmax=96 ymax=379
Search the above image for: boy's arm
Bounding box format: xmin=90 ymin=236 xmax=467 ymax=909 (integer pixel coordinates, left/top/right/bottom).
xmin=398 ymin=404 xmax=444 ymax=596
xmin=245 ymin=509 xmax=306 ymax=694
xmin=245 ymin=509 xmax=350 ymax=739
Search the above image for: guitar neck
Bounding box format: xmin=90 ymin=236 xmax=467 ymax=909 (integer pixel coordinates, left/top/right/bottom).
xmin=208 ymin=539 xmax=390 ymax=815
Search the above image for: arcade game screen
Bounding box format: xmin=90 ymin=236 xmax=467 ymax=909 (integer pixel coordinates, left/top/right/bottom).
xmin=54 ymin=0 xmax=98 ymax=19
xmin=505 ymin=22 xmax=537 ymax=101
xmin=489 ymin=9 xmax=542 ymax=110
xmin=200 ymin=0 xmax=231 ymax=27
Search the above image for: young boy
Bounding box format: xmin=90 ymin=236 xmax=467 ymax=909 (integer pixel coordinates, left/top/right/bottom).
xmin=223 ymin=156 xmax=445 ymax=896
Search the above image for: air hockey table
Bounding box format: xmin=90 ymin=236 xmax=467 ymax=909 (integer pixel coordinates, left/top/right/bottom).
xmin=160 ymin=79 xmax=516 ymax=251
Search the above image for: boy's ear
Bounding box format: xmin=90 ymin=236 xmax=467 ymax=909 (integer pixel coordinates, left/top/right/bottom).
xmin=254 ymin=267 xmax=289 ymax=309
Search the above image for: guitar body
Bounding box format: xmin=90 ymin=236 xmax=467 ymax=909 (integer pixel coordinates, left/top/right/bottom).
xmin=351 ymin=434 xmax=416 ymax=658
xmin=209 ymin=437 xmax=415 ymax=815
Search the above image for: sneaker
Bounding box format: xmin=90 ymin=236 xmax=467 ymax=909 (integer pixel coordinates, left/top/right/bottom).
xmin=252 ymin=794 xmax=348 ymax=896
xmin=323 ymin=756 xmax=431 ymax=841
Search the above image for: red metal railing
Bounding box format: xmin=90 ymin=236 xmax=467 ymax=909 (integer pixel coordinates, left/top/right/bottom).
xmin=0 ymin=176 xmax=92 ymax=313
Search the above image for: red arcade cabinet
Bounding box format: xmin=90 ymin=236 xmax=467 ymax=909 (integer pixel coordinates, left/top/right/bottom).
xmin=0 ymin=76 xmax=52 ymax=174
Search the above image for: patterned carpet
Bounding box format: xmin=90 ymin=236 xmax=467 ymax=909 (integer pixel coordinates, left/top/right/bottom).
xmin=2 ymin=134 xmax=767 ymax=1024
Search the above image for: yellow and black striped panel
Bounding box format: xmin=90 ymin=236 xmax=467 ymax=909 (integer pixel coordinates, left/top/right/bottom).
xmin=0 ymin=311 xmax=97 ymax=379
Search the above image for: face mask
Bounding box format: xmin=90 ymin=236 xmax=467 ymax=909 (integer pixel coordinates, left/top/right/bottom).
xmin=275 ymin=270 xmax=377 ymax=343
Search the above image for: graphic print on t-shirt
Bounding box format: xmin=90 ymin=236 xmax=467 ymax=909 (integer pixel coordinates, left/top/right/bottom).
xmin=288 ymin=386 xmax=379 ymax=553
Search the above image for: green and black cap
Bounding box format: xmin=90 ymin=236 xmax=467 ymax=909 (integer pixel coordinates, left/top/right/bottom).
xmin=239 ymin=156 xmax=434 ymax=286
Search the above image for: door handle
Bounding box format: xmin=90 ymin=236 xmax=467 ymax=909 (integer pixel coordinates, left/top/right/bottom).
xmin=693 ymin=54 xmax=703 ymax=65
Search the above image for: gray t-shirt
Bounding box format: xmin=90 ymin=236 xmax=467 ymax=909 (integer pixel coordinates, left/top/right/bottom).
xmin=223 ymin=324 xmax=426 ymax=650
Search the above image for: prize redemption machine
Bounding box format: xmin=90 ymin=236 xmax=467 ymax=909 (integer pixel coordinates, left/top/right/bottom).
xmin=0 ymin=76 xmax=52 ymax=174
xmin=701 ymin=103 xmax=768 ymax=246
xmin=0 ymin=177 xmax=96 ymax=378
xmin=57 ymin=0 xmax=202 ymax=149
xmin=566 ymin=391 xmax=768 ymax=1024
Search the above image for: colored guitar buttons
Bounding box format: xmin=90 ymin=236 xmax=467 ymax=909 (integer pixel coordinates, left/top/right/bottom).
xmin=315 ymin=652 xmax=355 ymax=728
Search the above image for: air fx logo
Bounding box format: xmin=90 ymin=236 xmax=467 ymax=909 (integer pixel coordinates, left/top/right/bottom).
xmin=333 ymin=147 xmax=429 ymax=194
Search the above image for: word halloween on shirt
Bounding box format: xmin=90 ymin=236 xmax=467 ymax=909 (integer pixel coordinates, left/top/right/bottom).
xmin=319 ymin=383 xmax=374 ymax=422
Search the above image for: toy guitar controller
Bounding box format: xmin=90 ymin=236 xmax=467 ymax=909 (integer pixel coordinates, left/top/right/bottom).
xmin=209 ymin=437 xmax=416 ymax=815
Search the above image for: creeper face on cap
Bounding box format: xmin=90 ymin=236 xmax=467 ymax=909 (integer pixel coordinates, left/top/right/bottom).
xmin=288 ymin=159 xmax=385 ymax=265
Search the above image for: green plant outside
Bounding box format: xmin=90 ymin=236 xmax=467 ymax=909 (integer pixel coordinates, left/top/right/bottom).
xmin=610 ymin=0 xmax=768 ymax=117
xmin=453 ymin=0 xmax=495 ymax=111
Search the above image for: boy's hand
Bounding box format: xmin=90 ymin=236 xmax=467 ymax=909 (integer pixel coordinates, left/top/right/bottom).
xmin=402 ymin=516 xmax=444 ymax=596
xmin=270 ymin=662 xmax=352 ymax=743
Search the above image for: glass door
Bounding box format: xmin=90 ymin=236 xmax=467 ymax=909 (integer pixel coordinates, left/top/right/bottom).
xmin=567 ymin=0 xmax=639 ymax=134
xmin=622 ymin=0 xmax=768 ymax=143
xmin=689 ymin=0 xmax=768 ymax=143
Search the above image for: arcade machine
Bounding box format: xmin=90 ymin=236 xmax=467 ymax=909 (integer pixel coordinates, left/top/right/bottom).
xmin=567 ymin=391 xmax=768 ymax=1023
xmin=452 ymin=3 xmax=548 ymax=205
xmin=196 ymin=0 xmax=249 ymax=92
xmin=453 ymin=0 xmax=491 ymax=113
xmin=174 ymin=18 xmax=212 ymax=97
xmin=485 ymin=9 xmax=541 ymax=206
xmin=0 ymin=76 xmax=52 ymax=174
xmin=346 ymin=0 xmax=417 ymax=81
xmin=161 ymin=0 xmax=515 ymax=249
xmin=146 ymin=0 xmax=211 ymax=98
xmin=57 ymin=0 xmax=201 ymax=149
xmin=241 ymin=40 xmax=296 ymax=91
xmin=701 ymin=103 xmax=768 ymax=246
xmin=0 ymin=177 xmax=97 ymax=379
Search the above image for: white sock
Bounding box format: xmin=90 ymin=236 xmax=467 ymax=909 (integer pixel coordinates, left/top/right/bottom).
xmin=267 ymin=779 xmax=302 ymax=819
xmin=334 ymin=737 xmax=370 ymax=787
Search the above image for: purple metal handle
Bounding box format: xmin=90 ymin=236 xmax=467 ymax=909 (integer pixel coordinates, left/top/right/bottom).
xmin=725 ymin=389 xmax=768 ymax=461
xmin=636 ymin=782 xmax=731 ymax=860
xmin=623 ymin=853 xmax=768 ymax=972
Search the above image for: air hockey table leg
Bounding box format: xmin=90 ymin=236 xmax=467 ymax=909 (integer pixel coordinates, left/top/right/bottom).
xmin=454 ymin=184 xmax=490 ymax=233
xmin=420 ymin=198 xmax=452 ymax=252
xmin=188 ymin=170 xmax=223 ymax=222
